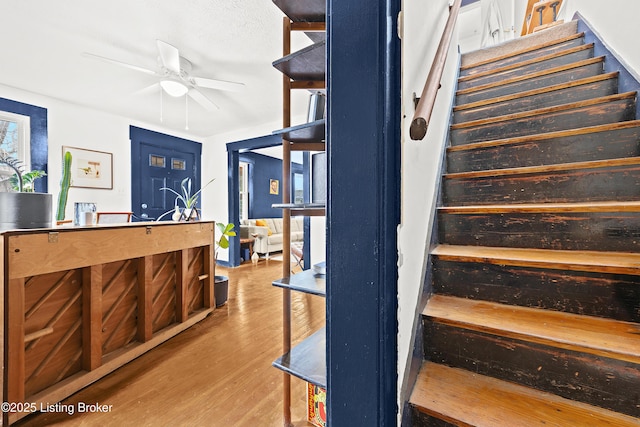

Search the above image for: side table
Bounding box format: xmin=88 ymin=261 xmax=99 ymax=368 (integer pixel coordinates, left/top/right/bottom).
xmin=240 ymin=237 xmax=254 ymax=262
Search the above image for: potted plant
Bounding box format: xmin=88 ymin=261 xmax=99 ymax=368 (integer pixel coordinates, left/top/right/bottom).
xmin=158 ymin=176 xmax=215 ymax=221
xmin=214 ymin=222 xmax=236 ymax=307
xmin=0 ymin=152 xmax=52 ymax=231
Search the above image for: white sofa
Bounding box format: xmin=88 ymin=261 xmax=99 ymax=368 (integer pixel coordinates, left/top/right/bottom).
xmin=239 ymin=217 xmax=304 ymax=256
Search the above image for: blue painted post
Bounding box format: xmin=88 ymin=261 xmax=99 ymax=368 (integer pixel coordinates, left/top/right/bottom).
xmin=326 ymin=0 xmax=401 ymax=425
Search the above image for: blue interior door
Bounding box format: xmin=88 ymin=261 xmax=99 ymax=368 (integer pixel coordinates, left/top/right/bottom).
xmin=130 ymin=126 xmax=202 ymax=221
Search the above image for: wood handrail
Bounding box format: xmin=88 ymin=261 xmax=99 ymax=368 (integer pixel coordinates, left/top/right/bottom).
xmin=410 ymin=0 xmax=462 ymax=140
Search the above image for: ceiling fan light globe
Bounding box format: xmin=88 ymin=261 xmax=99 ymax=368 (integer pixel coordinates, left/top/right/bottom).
xmin=160 ymin=80 xmax=188 ymax=97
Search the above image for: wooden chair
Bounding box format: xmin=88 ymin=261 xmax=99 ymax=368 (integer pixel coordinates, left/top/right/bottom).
xmin=95 ymin=211 xmax=133 ymax=224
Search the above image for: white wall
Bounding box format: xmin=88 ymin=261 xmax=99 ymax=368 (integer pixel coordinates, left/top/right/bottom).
xmin=562 ymin=0 xmax=640 ymax=77
xmin=0 ymin=83 xmax=202 ymax=221
xmin=2 ymin=78 xmax=317 ymax=264
xmin=398 ymin=0 xmax=459 ymax=420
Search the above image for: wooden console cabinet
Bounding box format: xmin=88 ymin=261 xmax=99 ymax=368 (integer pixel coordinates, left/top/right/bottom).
xmin=1 ymin=221 xmax=216 ymax=425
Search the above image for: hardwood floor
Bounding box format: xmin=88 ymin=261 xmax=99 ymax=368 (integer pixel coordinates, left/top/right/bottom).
xmin=14 ymin=259 xmax=325 ymax=427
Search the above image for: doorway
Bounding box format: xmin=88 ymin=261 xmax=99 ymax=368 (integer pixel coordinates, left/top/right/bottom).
xmin=130 ymin=126 xmax=202 ymax=221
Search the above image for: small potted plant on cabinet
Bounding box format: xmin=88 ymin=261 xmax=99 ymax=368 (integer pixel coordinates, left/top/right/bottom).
xmin=214 ymin=222 xmax=236 ymax=307
xmin=158 ymin=177 xmax=214 ymax=221
xmin=0 ymin=152 xmax=52 ymax=231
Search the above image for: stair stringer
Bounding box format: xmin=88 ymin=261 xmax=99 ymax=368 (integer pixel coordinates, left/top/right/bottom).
xmin=399 ymin=53 xmax=463 ymax=426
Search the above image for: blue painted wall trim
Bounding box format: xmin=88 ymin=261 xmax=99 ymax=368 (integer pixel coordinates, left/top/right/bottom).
xmin=0 ymin=97 xmax=48 ymax=192
xmin=327 ymin=0 xmax=400 ymax=425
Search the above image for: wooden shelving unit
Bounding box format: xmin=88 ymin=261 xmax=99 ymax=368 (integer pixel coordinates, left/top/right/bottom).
xmin=269 ymin=0 xmax=327 ymax=425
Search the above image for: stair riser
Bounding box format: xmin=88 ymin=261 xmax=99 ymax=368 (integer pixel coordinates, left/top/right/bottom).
xmin=458 ymin=48 xmax=594 ymax=91
xmin=456 ymin=61 xmax=603 ymax=105
xmin=444 ymin=163 xmax=640 ymax=205
xmin=410 ymin=408 xmax=458 ymax=427
xmin=432 ymin=259 xmax=640 ymax=322
xmin=447 ymin=124 xmax=640 ymax=173
xmin=459 ymin=37 xmax=585 ymax=78
xmin=450 ymin=98 xmax=636 ymax=146
xmin=423 ymin=321 xmax=640 ymax=417
xmin=438 ymin=211 xmax=640 ymax=252
xmin=453 ymin=77 xmax=617 ymax=124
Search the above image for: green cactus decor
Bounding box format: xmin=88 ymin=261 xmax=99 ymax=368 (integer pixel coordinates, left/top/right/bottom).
xmin=56 ymin=150 xmax=72 ymax=221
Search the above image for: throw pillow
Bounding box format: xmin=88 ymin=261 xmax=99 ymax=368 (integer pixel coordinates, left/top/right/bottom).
xmin=255 ymin=219 xmax=273 ymax=236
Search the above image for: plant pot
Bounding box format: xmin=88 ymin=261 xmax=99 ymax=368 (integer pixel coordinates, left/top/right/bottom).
xmin=0 ymin=192 xmax=53 ymax=232
xmin=214 ymin=275 xmax=229 ymax=307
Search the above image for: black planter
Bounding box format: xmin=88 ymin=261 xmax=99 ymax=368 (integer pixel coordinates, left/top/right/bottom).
xmin=0 ymin=192 xmax=53 ymax=232
xmin=214 ymin=275 xmax=229 ymax=307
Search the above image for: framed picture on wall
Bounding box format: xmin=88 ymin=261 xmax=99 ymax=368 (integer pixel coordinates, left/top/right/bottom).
xmin=270 ymin=179 xmax=279 ymax=195
xmin=63 ymin=146 xmax=113 ymax=189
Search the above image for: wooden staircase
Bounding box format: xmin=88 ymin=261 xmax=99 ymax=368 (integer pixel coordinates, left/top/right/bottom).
xmin=408 ymin=22 xmax=640 ymax=426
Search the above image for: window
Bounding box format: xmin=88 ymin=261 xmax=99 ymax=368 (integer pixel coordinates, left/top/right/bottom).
xmin=293 ymin=172 xmax=304 ymax=204
xmin=239 ymin=162 xmax=249 ymax=220
xmin=0 ymin=111 xmax=30 ymax=192
xmin=149 ymin=154 xmax=166 ymax=168
xmin=172 ymin=158 xmax=186 ymax=170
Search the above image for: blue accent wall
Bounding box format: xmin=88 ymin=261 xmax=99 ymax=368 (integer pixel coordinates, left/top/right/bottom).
xmin=239 ymin=152 xmax=282 ymax=218
xmin=239 ymin=152 xmax=303 ymax=219
xmin=0 ymin=97 xmax=48 ymax=192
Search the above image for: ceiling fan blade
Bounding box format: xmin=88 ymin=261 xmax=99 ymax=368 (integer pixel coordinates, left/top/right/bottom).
xmin=193 ymin=76 xmax=245 ymax=92
xmin=156 ymin=40 xmax=181 ymax=73
xmin=188 ymin=88 xmax=219 ymax=111
xmin=133 ymin=83 xmax=160 ymax=96
xmin=83 ymin=52 xmax=157 ymax=76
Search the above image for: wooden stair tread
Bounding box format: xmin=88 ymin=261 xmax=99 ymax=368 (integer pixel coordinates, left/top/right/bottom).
xmin=410 ymin=362 xmax=640 ymax=426
xmin=424 ymin=295 xmax=640 ymax=364
xmin=447 ymin=120 xmax=640 ymax=152
xmin=439 ymin=200 xmax=640 ymax=214
xmin=458 ymin=43 xmax=594 ymax=84
xmin=445 ymin=156 xmax=640 ymax=180
xmin=450 ymin=92 xmax=636 ymax=130
xmin=456 ymin=56 xmax=605 ymax=96
xmin=460 ymin=32 xmax=584 ymax=71
xmin=461 ymin=20 xmax=579 ymax=68
xmin=431 ymin=244 xmax=640 ymax=275
xmin=454 ymin=72 xmax=618 ymax=113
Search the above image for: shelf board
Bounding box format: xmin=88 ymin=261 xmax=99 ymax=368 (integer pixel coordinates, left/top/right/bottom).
xmin=273 ymin=269 xmax=326 ymax=296
xmin=271 ymin=203 xmax=326 ymax=216
xmin=273 ymin=119 xmax=325 ymax=143
xmin=305 ymin=31 xmax=326 ymax=43
xmin=273 ymin=0 xmax=326 ymax=22
xmin=273 ymin=327 xmax=326 ymax=388
xmin=273 ymin=40 xmax=325 ymax=82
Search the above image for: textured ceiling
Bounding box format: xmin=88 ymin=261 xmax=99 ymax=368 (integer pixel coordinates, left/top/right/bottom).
xmin=0 ymin=0 xmax=306 ymax=138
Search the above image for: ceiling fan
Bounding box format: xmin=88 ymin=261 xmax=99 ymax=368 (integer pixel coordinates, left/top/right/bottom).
xmin=84 ymin=40 xmax=245 ymax=112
